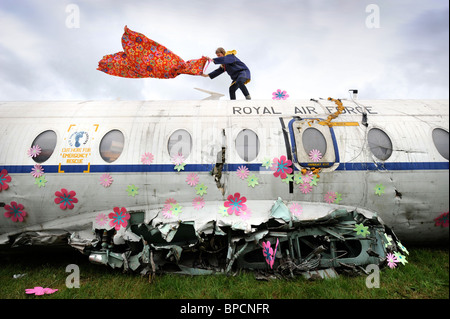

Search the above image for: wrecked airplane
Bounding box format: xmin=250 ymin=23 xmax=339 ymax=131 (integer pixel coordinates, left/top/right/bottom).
xmin=0 ymin=97 xmax=448 ymax=277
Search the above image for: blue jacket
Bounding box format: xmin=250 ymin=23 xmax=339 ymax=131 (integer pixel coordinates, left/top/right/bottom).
xmin=208 ymin=53 xmax=251 ymax=82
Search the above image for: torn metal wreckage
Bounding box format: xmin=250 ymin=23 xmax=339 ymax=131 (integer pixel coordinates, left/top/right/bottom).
xmin=62 ymin=198 xmax=404 ymax=279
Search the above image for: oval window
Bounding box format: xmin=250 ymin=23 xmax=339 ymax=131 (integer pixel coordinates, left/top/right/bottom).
xmin=302 ymin=128 xmax=327 ymax=158
xmin=168 ymin=129 xmax=192 ymax=159
xmin=368 ymin=128 xmax=393 ymax=161
xmin=31 ymin=130 xmax=57 ymax=163
xmin=432 ymin=128 xmax=449 ymax=160
xmin=236 ymin=129 xmax=260 ymax=162
xmin=99 ymin=130 xmax=124 ymax=163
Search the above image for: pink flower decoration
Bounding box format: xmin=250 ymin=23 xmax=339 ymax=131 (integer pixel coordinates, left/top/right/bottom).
xmin=434 ymin=211 xmax=449 ymax=227
xmin=272 ymin=89 xmax=289 ymax=100
xmin=99 ymin=173 xmax=113 ymax=187
xmin=309 ymin=149 xmax=322 ymax=162
xmin=192 ymin=197 xmax=205 ymax=210
xmin=386 ymin=252 xmax=398 ymax=269
xmin=108 ymin=207 xmax=130 ymax=230
xmin=289 ymin=203 xmax=303 ymax=217
xmin=236 ymin=165 xmax=250 ymax=180
xmin=27 ymin=145 xmax=42 ymax=158
xmin=271 ymin=155 xmax=293 ymax=179
xmin=54 ymin=189 xmax=78 ymax=210
xmin=0 ymin=169 xmax=12 ymax=191
xmin=299 ymin=183 xmax=312 ymax=194
xmin=95 ymin=213 xmax=108 ymax=226
xmin=224 ymin=192 xmax=247 ymax=216
xmin=141 ymin=152 xmax=154 ymax=165
xmin=324 ymin=191 xmax=337 ymax=204
xmin=300 ymin=171 xmax=313 ymax=184
xmin=4 ymin=201 xmax=27 ymax=222
xmin=163 ymin=210 xmax=173 ymax=219
xmin=240 ymin=208 xmax=252 ymax=221
xmin=186 ymin=173 xmax=199 ymax=186
xmin=165 ymin=198 xmax=177 ymax=205
xmin=31 ymin=164 xmax=44 ymax=178
xmin=171 ymin=153 xmax=185 ymax=165
xmin=262 ymin=239 xmax=279 ymax=269
xmin=25 ymin=287 xmax=58 ymax=295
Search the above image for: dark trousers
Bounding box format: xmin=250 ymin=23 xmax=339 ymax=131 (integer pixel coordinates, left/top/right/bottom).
xmin=229 ymin=76 xmax=250 ymax=100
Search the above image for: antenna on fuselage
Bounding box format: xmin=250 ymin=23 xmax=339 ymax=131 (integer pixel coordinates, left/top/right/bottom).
xmin=194 ymin=88 xmax=224 ymax=100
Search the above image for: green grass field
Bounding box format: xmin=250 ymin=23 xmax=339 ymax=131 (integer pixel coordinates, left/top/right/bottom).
xmin=0 ymin=246 xmax=448 ymax=299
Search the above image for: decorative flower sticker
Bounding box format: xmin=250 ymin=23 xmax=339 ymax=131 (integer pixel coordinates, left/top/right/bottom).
xmin=334 ymin=193 xmax=343 ymax=204
xmin=162 ymin=199 xmax=183 ymax=218
xmin=218 ymin=204 xmax=228 ymax=217
xmin=54 ymin=189 xmax=78 ymax=210
xmin=171 ymin=153 xmax=185 ymax=166
xmin=195 ymin=183 xmax=208 ymax=196
xmin=272 ymin=89 xmax=289 ymax=100
xmin=386 ymin=253 xmax=398 ymax=269
xmin=27 ymin=145 xmax=41 ymax=158
xmin=126 ymin=184 xmax=139 ymax=197
xmin=141 ymin=152 xmax=154 ymax=165
xmin=25 ymin=287 xmax=58 ymax=296
xmin=384 ymin=234 xmax=393 ymax=248
xmin=247 ymin=174 xmax=259 ymax=187
xmin=262 ymin=239 xmax=279 ymax=269
xmin=294 ymin=173 xmax=303 ymax=185
xmin=289 ymin=202 xmax=303 ymax=217
xmin=354 ymin=223 xmax=370 ymax=237
xmin=108 ymin=207 xmax=130 ymax=231
xmin=31 ymin=165 xmax=44 ymax=178
xmin=324 ymin=191 xmax=337 ymax=204
xmin=4 ymin=201 xmax=27 ymax=222
xmin=95 ymin=213 xmax=108 ymax=227
xmin=174 ymin=163 xmax=186 ymax=172
xmin=299 ymin=183 xmax=312 ymax=194
xmin=434 ymin=211 xmax=449 ymax=227
xmin=224 ymin=192 xmax=247 ymax=216
xmin=192 ymin=197 xmax=205 ymax=210
xmin=396 ymin=241 xmax=409 ymax=255
xmin=374 ymin=184 xmax=385 ymax=196
xmin=261 ymin=158 xmax=272 ymax=169
xmin=394 ymin=252 xmax=408 ymax=266
xmin=309 ymin=149 xmax=322 ymax=162
xmin=281 ymin=174 xmax=293 ymax=184
xmin=99 ymin=173 xmax=113 ymax=188
xmin=34 ymin=176 xmax=47 ymax=188
xmin=271 ymin=155 xmax=293 ymax=179
xmin=186 ymin=173 xmax=199 ymax=187
xmin=309 ymin=175 xmax=320 ymax=186
xmin=0 ymin=169 xmax=12 ymax=191
xmin=236 ymin=165 xmax=250 ymax=180
xmin=240 ymin=208 xmax=252 ymax=221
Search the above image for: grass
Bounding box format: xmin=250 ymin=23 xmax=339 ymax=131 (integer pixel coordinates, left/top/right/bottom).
xmin=0 ymin=246 xmax=448 ymax=300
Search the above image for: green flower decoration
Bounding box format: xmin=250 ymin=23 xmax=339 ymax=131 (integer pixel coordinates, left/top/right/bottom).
xmin=281 ymin=174 xmax=293 ymax=184
xmin=374 ymin=184 xmax=385 ymax=196
xmin=247 ymin=174 xmax=259 ymax=187
xmin=34 ymin=175 xmax=47 ymax=188
xmin=309 ymin=175 xmax=319 ymax=186
xmin=293 ymin=173 xmax=303 ymax=184
xmin=334 ymin=193 xmax=342 ymax=204
xmin=195 ymin=183 xmax=208 ymax=196
xmin=127 ymin=184 xmax=139 ymax=197
xmin=384 ymin=233 xmax=393 ymax=248
xmin=354 ymin=223 xmax=370 ymax=237
xmin=397 ymin=241 xmax=409 ymax=255
xmin=261 ymin=158 xmax=271 ymax=169
xmin=174 ymin=163 xmax=186 ymax=172
xmin=171 ymin=203 xmax=182 ymax=216
xmin=218 ymin=204 xmax=228 ymax=217
xmin=394 ymin=251 xmax=408 ymax=265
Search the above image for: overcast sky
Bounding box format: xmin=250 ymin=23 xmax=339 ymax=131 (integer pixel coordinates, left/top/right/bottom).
xmin=0 ymin=0 xmax=448 ymax=101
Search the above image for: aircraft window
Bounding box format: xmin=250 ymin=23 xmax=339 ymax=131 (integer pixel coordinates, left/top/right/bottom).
xmin=235 ymin=129 xmax=260 ymax=162
xmin=168 ymin=129 xmax=192 ymax=159
xmin=302 ymin=128 xmax=327 ymax=157
xmin=31 ymin=130 xmax=57 ymax=163
xmin=432 ymin=128 xmax=449 ymax=160
xmin=99 ymin=130 xmax=124 ymax=163
xmin=368 ymin=128 xmax=393 ymax=161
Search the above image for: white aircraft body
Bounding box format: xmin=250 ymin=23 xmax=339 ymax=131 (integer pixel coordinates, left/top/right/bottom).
xmin=0 ymin=97 xmax=448 ymax=274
